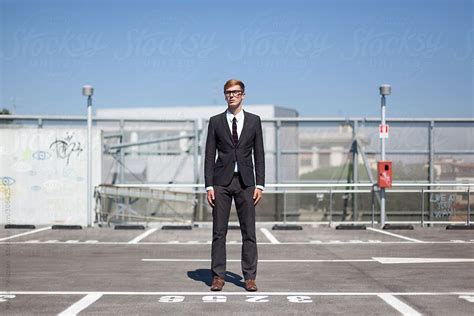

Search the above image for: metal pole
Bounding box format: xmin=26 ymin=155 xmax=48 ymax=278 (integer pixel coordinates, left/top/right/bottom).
xmin=283 ymin=190 xmax=287 ymax=224
xmin=329 ymin=189 xmax=333 ymax=227
xmin=119 ymin=120 xmax=125 ymax=184
xmin=82 ymin=85 xmax=94 ymax=228
xmin=380 ymin=94 xmax=386 ymax=227
xmin=198 ymin=119 xmax=205 ymax=222
xmin=276 ymin=120 xmax=282 ymax=221
xmin=193 ymin=120 xmax=199 ymax=184
xmin=468 ymin=187 xmax=471 ymax=225
xmin=352 ymin=120 xmax=358 ymax=220
xmin=192 ymin=120 xmax=199 ymax=222
xmin=87 ymin=96 xmax=92 ymax=227
xmin=428 ymin=121 xmax=435 ymax=226
xmin=379 ymin=84 xmax=391 ymax=228
xmin=276 ymin=120 xmax=281 ymax=183
xmin=371 ymin=185 xmax=375 ymax=227
xmin=421 ymin=188 xmax=425 ymax=227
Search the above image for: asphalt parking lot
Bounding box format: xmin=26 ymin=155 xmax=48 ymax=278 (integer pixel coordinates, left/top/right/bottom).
xmin=0 ymin=224 xmax=473 ymax=315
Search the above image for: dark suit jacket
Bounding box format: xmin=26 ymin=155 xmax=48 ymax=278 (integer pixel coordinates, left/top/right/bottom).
xmin=205 ymin=110 xmax=265 ymax=188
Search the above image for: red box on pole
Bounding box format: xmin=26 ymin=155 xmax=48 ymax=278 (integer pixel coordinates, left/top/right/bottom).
xmin=377 ymin=161 xmax=392 ymax=188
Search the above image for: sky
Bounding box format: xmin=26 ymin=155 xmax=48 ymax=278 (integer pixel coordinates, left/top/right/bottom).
xmin=0 ymin=0 xmax=473 ymax=118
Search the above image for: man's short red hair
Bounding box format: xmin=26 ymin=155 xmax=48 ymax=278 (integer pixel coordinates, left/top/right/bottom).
xmin=224 ymin=79 xmax=245 ymax=92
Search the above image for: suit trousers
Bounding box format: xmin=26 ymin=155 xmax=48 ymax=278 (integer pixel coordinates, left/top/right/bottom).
xmin=211 ymin=173 xmax=258 ymax=280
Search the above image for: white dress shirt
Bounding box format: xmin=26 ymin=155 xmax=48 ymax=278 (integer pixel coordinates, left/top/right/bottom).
xmin=226 ymin=108 xmax=244 ymax=173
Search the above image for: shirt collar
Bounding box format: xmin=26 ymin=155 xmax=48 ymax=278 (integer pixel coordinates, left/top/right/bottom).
xmin=226 ymin=108 xmax=244 ymax=122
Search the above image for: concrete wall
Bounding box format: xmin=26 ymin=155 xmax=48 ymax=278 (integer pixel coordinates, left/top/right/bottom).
xmin=0 ymin=127 xmax=101 ymax=225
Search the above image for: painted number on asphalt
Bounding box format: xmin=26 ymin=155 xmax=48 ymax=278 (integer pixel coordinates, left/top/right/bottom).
xmin=287 ymin=296 xmax=313 ymax=303
xmin=156 ymin=295 xmax=314 ymax=303
xmin=0 ymin=295 xmax=15 ymax=302
xmin=202 ymin=296 xmax=227 ymax=303
xmin=158 ymin=296 xmax=185 ymax=303
xmin=245 ymin=296 xmax=269 ymax=303
xmin=459 ymin=295 xmax=474 ymax=303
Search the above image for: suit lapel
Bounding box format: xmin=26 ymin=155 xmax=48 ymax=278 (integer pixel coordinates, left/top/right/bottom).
xmin=220 ymin=111 xmax=234 ymax=146
xmin=237 ymin=110 xmax=250 ymax=147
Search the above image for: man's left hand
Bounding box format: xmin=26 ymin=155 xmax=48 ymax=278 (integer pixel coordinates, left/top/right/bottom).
xmin=253 ymin=188 xmax=263 ymax=206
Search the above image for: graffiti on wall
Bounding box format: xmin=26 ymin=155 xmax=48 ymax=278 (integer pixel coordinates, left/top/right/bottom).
xmin=430 ymin=193 xmax=456 ymax=218
xmin=49 ymin=132 xmax=84 ymax=165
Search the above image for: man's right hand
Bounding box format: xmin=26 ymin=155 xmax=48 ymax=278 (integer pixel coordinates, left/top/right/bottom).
xmin=207 ymin=189 xmax=215 ymax=207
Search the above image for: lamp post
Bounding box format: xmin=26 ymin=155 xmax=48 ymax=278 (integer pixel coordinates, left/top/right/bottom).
xmin=82 ymin=85 xmax=94 ymax=227
xmin=379 ymin=84 xmax=391 ymax=227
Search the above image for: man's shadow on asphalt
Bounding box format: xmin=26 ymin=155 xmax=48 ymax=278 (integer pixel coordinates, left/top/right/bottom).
xmin=187 ymin=269 xmax=246 ymax=289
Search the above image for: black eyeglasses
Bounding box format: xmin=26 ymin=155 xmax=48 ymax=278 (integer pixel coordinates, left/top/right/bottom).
xmin=224 ymin=90 xmax=243 ymax=97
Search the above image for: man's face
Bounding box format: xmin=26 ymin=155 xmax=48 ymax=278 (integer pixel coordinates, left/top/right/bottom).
xmin=224 ymin=85 xmax=245 ymax=110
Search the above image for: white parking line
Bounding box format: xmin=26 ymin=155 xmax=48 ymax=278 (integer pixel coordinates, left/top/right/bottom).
xmin=0 ymin=226 xmax=51 ymax=241
xmin=378 ymin=294 xmax=421 ymax=316
xmin=373 ymin=257 xmax=474 ymax=264
xmin=1 ymin=241 xmax=473 ymax=245
xmin=58 ymin=293 xmax=102 ymax=316
xmin=367 ymin=228 xmax=424 ymax=243
xmin=142 ymin=258 xmax=374 ymax=263
xmin=1 ymin=291 xmax=472 ymax=296
xmin=128 ymin=227 xmax=158 ymax=244
xmin=141 ymin=257 xmax=474 ymax=264
xmin=260 ymin=228 xmax=280 ymax=244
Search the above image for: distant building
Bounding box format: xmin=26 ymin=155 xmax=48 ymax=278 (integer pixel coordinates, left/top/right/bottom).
xmin=433 ymin=158 xmax=474 ymax=182
xmin=97 ymin=104 xmax=297 ymax=121
xmin=299 ymin=124 xmax=370 ymax=176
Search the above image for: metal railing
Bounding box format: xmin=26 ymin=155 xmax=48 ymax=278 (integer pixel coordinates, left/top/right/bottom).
xmin=101 ymin=182 xmax=473 ymax=227
xmin=94 ymin=184 xmax=197 ymax=226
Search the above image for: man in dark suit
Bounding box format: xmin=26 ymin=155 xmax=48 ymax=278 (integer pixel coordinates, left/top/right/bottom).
xmin=205 ymin=79 xmax=265 ymax=292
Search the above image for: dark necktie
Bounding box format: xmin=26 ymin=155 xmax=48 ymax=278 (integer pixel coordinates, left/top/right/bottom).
xmin=232 ymin=117 xmax=238 ymax=145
